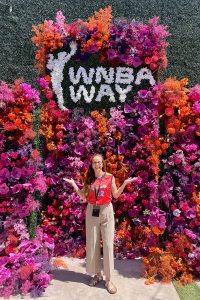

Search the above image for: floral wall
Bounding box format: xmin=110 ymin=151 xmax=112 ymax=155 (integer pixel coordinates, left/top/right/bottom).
xmin=0 ymin=4 xmax=199 ymax=300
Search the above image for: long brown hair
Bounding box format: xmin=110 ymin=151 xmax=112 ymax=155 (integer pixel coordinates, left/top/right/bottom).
xmin=84 ymin=154 xmax=106 ymax=197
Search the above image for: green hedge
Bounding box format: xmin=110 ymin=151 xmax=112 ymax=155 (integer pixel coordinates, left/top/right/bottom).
xmin=0 ymin=0 xmax=200 ymax=86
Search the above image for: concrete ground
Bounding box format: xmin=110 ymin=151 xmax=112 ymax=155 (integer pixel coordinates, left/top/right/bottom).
xmin=8 ymin=257 xmax=181 ymax=300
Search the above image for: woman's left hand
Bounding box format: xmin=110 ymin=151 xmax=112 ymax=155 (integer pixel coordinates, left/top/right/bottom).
xmin=124 ymin=177 xmax=138 ymax=185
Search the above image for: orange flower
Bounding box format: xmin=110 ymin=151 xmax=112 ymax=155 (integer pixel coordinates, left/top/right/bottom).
xmin=149 ymin=247 xmax=162 ymax=254
xmin=47 ymin=143 xmax=56 ymax=151
xmin=161 ymin=143 xmax=168 ymax=150
xmin=180 ymin=78 xmax=188 ymax=86
xmin=52 ymin=257 xmax=68 ymax=269
xmin=87 ymin=5 xmax=112 ymax=33
xmin=195 ymin=118 xmax=200 ymax=125
xmin=32 ymin=22 xmax=63 ymax=73
xmin=196 ymin=129 xmax=200 ymax=136
xmin=145 ymin=277 xmax=156 ymax=285
xmin=91 ymin=110 xmax=108 ymax=136
xmin=8 ymin=112 xmax=15 ymax=120
xmin=155 ymin=139 xmax=161 ymax=146
xmin=179 ymin=106 xmax=190 ymax=117
xmin=167 ymin=127 xmax=176 ymax=134
xmin=151 ymin=226 xmax=164 ymax=235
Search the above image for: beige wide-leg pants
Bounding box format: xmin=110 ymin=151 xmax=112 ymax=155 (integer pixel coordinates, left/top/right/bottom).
xmin=86 ymin=202 xmax=115 ymax=279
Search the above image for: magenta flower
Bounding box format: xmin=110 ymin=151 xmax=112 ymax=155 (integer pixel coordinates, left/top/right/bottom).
xmin=74 ymin=144 xmax=84 ymax=156
xmin=11 ymin=183 xmax=23 ymax=193
xmin=45 ymin=157 xmax=55 ymax=168
xmin=0 ymin=153 xmax=10 ymax=166
xmin=132 ymin=56 xmax=142 ymax=67
xmin=138 ymin=89 xmax=148 ymax=98
xmin=117 ymin=145 xmax=125 ymax=154
xmin=148 ymin=207 xmax=166 ymax=229
xmin=21 ymin=166 xmax=34 ymax=178
xmin=0 ymin=168 xmax=10 ymax=182
xmin=124 ymin=103 xmax=135 ymax=113
xmin=36 ymin=77 xmax=49 ymax=89
xmin=0 ymin=183 xmax=9 ymax=195
xmin=184 ymin=229 xmax=197 ymax=240
xmin=21 ymin=83 xmax=40 ymax=104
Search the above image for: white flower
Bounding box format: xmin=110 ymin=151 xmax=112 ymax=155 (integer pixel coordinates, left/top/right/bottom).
xmin=173 ymin=209 xmax=181 ymax=217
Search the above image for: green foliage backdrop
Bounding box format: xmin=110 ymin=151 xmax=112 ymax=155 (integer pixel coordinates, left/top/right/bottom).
xmin=0 ymin=0 xmax=200 ymax=86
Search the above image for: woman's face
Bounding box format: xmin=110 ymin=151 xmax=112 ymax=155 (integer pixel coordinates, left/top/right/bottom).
xmin=92 ymin=155 xmax=103 ymax=171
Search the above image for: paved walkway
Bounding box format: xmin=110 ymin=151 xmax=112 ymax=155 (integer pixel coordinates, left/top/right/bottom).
xmin=8 ymin=257 xmax=181 ymax=300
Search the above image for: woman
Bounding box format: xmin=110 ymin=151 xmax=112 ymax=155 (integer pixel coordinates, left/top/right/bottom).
xmin=63 ymin=153 xmax=137 ymax=294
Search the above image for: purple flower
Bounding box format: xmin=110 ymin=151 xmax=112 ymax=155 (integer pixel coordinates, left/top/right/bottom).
xmin=0 ymin=183 xmax=9 ymax=195
xmin=124 ymin=103 xmax=135 ymax=113
xmin=118 ymin=144 xmax=125 ymax=154
xmin=185 ymin=208 xmax=196 ymax=219
xmin=107 ymin=137 xmax=116 ymax=147
xmin=132 ymin=56 xmax=142 ymax=67
xmin=21 ymin=83 xmax=40 ymax=103
xmin=106 ymin=49 xmax=117 ymax=60
xmin=11 ymin=167 xmax=21 ymax=180
xmin=74 ymin=144 xmax=84 ymax=156
xmin=138 ymin=116 xmax=149 ymax=126
xmin=0 ymin=256 xmax=9 ymax=267
xmin=182 ymin=183 xmax=194 ymax=194
xmin=45 ymin=157 xmax=55 ymax=169
xmin=148 ymin=207 xmax=166 ymax=229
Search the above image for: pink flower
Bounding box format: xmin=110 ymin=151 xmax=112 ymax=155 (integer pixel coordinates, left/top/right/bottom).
xmin=184 ymin=229 xmax=197 ymax=240
xmin=0 ymin=81 xmax=15 ymax=104
xmin=165 ymin=107 xmax=174 ymax=116
xmin=9 ymin=152 xmax=18 ymax=159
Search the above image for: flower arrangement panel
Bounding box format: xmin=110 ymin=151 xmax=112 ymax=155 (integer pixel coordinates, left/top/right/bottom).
xmin=33 ymin=6 xmax=170 ymax=112
xmin=0 ymin=80 xmax=54 ymax=298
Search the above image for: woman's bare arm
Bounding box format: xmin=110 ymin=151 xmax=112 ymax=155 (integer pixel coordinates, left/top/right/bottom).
xmin=63 ymin=178 xmax=86 ymax=200
xmin=111 ymin=176 xmax=137 ymax=199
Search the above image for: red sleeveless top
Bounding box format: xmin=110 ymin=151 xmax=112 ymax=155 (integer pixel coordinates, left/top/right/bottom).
xmin=86 ymin=172 xmax=113 ymax=205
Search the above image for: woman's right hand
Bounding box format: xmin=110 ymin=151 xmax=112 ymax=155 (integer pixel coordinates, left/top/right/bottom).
xmin=63 ymin=178 xmax=75 ymax=186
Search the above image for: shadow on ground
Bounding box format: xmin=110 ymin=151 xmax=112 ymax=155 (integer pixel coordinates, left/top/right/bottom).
xmin=52 ymin=257 xmax=143 ymax=286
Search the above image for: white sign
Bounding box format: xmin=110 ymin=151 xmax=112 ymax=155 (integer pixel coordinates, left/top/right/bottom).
xmin=47 ymin=42 xmax=156 ymax=111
